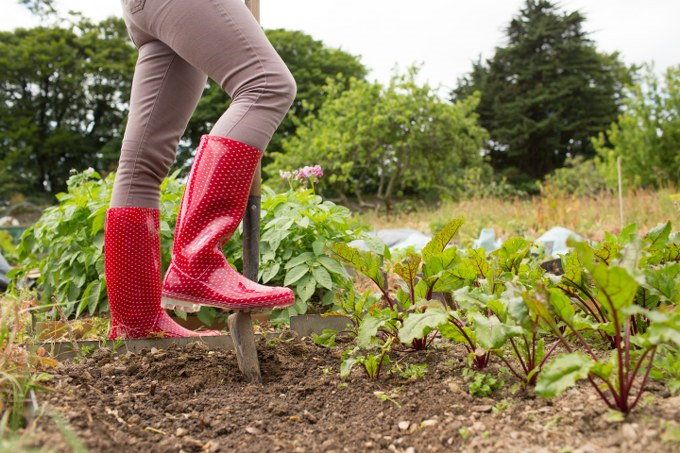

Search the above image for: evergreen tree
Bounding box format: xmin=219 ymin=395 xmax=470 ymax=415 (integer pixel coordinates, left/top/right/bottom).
xmin=453 ymin=0 xmax=631 ymax=184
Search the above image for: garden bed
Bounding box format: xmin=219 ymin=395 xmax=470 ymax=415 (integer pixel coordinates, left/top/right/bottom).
xmin=24 ymin=338 xmax=679 ymax=452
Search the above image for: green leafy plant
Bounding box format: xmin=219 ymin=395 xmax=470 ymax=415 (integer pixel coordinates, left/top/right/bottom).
xmin=534 ymin=230 xmax=680 ymax=414
xmin=395 ymin=363 xmax=428 ymax=380
xmin=9 ymin=169 xmax=184 ymax=318
xmin=463 ymin=369 xmax=503 ymax=397
xmin=0 ymin=231 xmax=17 ymax=263
xmin=650 ymin=346 xmax=680 ymax=395
xmin=341 ymin=339 xmax=393 ymax=380
xmin=330 ymin=219 xmax=466 ymax=353
xmin=243 ymin=185 xmax=363 ymax=322
xmin=11 ymin=169 xmax=362 ymax=323
xmin=328 ymin=219 xmax=468 ymax=378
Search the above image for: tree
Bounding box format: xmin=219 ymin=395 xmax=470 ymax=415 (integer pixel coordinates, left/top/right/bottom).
xmin=453 ymin=0 xmax=631 ymax=184
xmin=182 ymin=29 xmax=367 ymax=170
xmin=267 ymin=67 xmax=490 ymax=210
xmin=594 ymin=66 xmax=680 ymax=189
xmin=17 ymin=0 xmax=56 ymax=17
xmin=0 ymin=18 xmax=136 ymax=199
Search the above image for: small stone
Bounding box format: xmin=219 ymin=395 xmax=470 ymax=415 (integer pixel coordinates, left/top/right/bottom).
xmin=405 ymin=447 xmax=415 ymax=453
xmin=421 ymin=419 xmax=438 ymax=428
xmin=621 ymin=423 xmax=637 ymax=440
xmin=302 ymin=410 xmax=317 ymax=424
xmin=509 ymin=431 xmax=519 ymax=440
xmin=398 ymin=421 xmax=411 ymax=431
xmin=245 ymin=426 xmax=260 ymax=435
xmin=472 ymin=405 xmax=493 ymax=413
xmin=202 ymin=440 xmax=219 ymax=452
xmin=175 ymin=427 xmax=188 ymax=437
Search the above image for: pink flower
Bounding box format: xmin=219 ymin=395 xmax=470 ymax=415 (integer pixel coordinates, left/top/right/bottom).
xmin=294 ymin=165 xmax=324 ymax=181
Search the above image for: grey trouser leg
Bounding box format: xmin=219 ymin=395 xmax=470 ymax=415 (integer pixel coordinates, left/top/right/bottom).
xmin=111 ymin=0 xmax=297 ymax=208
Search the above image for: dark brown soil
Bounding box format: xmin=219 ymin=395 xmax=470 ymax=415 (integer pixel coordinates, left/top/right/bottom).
xmin=24 ymin=337 xmax=680 ymax=452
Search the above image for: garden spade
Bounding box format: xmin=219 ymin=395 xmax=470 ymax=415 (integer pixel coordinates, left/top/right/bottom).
xmin=229 ymin=0 xmax=263 ymax=384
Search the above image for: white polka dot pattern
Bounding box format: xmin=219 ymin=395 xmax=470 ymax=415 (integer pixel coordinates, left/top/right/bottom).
xmin=104 ymin=207 xmax=219 ymax=339
xmin=161 ymin=135 xmax=295 ymax=311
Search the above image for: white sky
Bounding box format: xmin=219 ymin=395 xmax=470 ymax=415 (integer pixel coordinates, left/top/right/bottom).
xmin=2 ymin=0 xmax=679 ymax=91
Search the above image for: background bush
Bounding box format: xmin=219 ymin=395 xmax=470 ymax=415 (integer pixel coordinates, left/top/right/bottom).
xmin=541 ymin=156 xmax=608 ymax=197
xmin=594 ymin=66 xmax=680 ymax=190
xmin=267 ymin=67 xmax=490 ymax=210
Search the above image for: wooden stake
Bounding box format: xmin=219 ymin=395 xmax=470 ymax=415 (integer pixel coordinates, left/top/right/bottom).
xmin=617 ymin=156 xmax=624 ymax=230
xmin=229 ymin=0 xmax=263 ymax=383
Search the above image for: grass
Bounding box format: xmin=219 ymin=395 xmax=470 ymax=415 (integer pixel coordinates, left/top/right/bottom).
xmin=0 ymin=294 xmax=53 ymax=432
xmin=357 ymin=189 xmax=679 ymax=243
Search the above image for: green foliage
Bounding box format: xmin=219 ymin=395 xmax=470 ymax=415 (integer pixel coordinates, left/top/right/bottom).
xmin=534 ymin=225 xmax=680 ymax=413
xmin=535 ymin=352 xmax=594 ymax=397
xmin=329 ymin=219 xmax=468 ymax=378
xmin=330 ymin=214 xmax=678 ymax=415
xmin=594 ymin=66 xmax=680 ymax=189
xmin=341 ymin=339 xmax=393 ymax=380
xmin=651 ymin=347 xmax=680 ymax=395
xmin=9 ymin=169 xmax=183 ymax=318
xmin=0 ymin=231 xmax=17 ymax=263
xmin=454 ymin=0 xmax=630 ymax=183
xmin=396 ymin=363 xmax=428 ymax=381
xmin=0 ymin=18 xmax=136 ymax=198
xmin=542 ymin=156 xmax=608 ymax=197
xmin=227 ymin=185 xmax=363 ymax=323
xmin=463 ymin=369 xmax=503 ymax=397
xmin=184 ymin=29 xmax=367 ymax=169
xmin=17 ymin=0 xmax=56 ymax=17
xmin=267 ymin=67 xmax=490 ymax=209
xmin=11 ymin=170 xmax=361 ymax=322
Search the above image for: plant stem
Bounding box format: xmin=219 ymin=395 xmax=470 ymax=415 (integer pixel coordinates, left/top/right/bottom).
xmin=537 ymin=339 xmax=561 ymax=370
xmin=498 ymin=354 xmax=525 ymax=382
xmin=509 ymin=337 xmax=529 ymax=374
xmin=629 ymin=346 xmax=657 ymax=411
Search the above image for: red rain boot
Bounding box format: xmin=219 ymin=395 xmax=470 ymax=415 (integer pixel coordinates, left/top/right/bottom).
xmin=104 ymin=207 xmax=219 ymax=339
xmin=161 ymin=135 xmax=295 ymax=312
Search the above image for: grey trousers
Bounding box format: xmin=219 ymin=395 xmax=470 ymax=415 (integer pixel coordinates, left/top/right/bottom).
xmin=111 ymin=0 xmax=297 ymax=208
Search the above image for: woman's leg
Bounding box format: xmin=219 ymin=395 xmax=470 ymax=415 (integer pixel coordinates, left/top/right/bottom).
xmin=106 ymin=9 xmax=218 ymax=337
xmin=136 ymin=0 xmax=297 ymax=151
xmin=119 ymin=0 xmax=297 ymax=311
xmin=110 ymin=38 xmax=208 ymax=208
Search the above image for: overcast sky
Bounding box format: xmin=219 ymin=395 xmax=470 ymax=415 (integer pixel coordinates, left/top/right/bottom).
xmin=3 ymin=0 xmax=679 ymax=90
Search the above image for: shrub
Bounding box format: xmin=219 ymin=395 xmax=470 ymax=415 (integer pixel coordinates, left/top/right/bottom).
xmin=266 ymin=67 xmax=490 ymax=210
xmin=542 ymin=156 xmax=608 ymax=197
xmin=593 ymin=65 xmax=680 ymax=190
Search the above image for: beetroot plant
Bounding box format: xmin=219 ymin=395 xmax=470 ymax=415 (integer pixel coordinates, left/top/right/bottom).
xmin=534 ymin=234 xmax=680 ymax=414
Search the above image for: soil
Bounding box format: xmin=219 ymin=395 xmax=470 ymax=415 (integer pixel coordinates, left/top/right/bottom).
xmin=24 ymin=337 xmax=680 ymax=452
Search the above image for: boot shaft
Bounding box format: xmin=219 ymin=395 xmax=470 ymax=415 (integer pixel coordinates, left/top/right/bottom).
xmin=172 ymin=135 xmax=262 ymax=272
